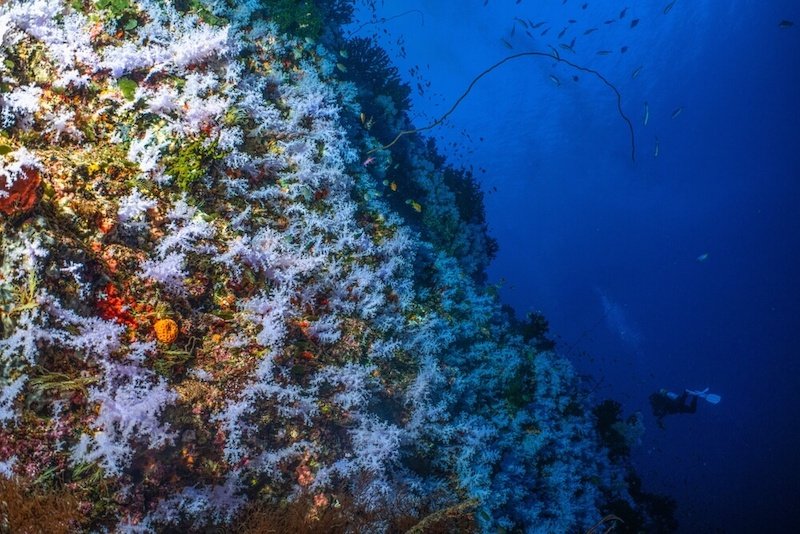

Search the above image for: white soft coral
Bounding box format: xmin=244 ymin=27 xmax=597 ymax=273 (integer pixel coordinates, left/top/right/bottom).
xmin=72 ymin=361 xmax=178 ymax=477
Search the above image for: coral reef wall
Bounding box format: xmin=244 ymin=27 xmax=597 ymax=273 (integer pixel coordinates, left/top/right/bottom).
xmin=0 ymin=1 xmax=665 ymax=532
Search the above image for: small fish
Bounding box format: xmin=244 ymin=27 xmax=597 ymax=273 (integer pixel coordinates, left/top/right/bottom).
xmin=336 ymin=63 xmax=347 ymax=72
xmin=572 ymin=75 xmax=579 ymax=82
xmin=511 ymin=24 xmax=516 ymax=36
xmin=547 ymin=44 xmax=560 ymax=59
xmin=531 ymin=21 xmax=546 ymax=29
xmin=568 ymin=19 xmax=577 ymax=24
xmin=621 ymin=45 xmax=629 ymax=53
xmin=501 ymin=38 xmax=513 ymax=49
xmin=604 ymin=19 xmax=616 ymax=24
xmin=339 ymin=49 xmax=348 ymax=58
xmin=596 ymin=50 xmax=612 ymax=55
xmin=671 ymin=106 xmax=683 ymax=119
xmin=778 ymin=20 xmax=794 ymax=29
xmin=654 ymin=137 xmax=660 ymax=157
xmin=541 ymin=27 xmax=551 ymax=35
xmin=360 ymin=112 xmax=366 ymax=124
xmin=663 ymin=1 xmax=676 ymax=14
xmin=390 ymin=182 xmax=397 ymax=192
xmin=549 ymin=74 xmax=561 ymax=86
xmin=484 ymin=0 xmax=488 ymax=5
xmin=411 ymin=200 xmax=422 ymax=212
xmin=584 ymin=27 xmax=598 ymax=35
xmin=514 ymin=17 xmax=529 ymax=28
xmin=582 ymin=2 xmax=588 ymax=9
xmin=632 ymin=65 xmax=643 ymax=79
xmin=525 ymin=30 xmax=533 ymax=38
xmin=643 ymin=101 xmax=649 ymax=125
xmin=630 ymin=19 xmax=640 ymax=28
xmin=516 ymin=0 xmax=522 ymax=4
xmin=559 ymin=43 xmax=575 ymax=53
xmin=696 ymin=252 xmax=709 ymax=262
xmin=620 ymin=7 xmax=628 ymax=18
xmin=570 ymin=37 xmax=576 ymax=47
xmin=558 ymin=27 xmax=567 ymax=38
xmin=362 ymin=156 xmax=375 ymax=167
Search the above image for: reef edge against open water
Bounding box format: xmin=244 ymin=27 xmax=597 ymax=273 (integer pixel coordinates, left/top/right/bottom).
xmin=0 ymin=1 xmax=675 ymax=532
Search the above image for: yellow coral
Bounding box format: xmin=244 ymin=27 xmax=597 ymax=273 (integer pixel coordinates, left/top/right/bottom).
xmin=154 ymin=318 xmax=179 ymax=344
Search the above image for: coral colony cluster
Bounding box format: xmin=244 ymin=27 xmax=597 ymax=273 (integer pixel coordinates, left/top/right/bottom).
xmin=0 ymin=1 xmax=668 ymax=532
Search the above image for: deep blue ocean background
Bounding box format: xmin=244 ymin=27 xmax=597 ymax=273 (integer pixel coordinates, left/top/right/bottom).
xmin=353 ymin=1 xmax=799 ymax=531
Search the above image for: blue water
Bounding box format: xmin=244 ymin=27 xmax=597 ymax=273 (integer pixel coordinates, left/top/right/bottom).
xmin=354 ymin=1 xmax=800 ymax=531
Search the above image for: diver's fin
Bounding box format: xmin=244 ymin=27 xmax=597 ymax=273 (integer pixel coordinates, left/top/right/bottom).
xmin=688 ymin=388 xmax=721 ymax=404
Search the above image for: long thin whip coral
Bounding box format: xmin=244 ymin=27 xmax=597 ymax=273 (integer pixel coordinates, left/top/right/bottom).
xmin=369 ymin=50 xmax=637 ymax=162
xmin=346 ymin=9 xmax=425 ymax=38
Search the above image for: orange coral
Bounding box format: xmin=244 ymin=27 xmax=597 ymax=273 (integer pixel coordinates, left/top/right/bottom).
xmin=154 ymin=318 xmax=179 ymax=344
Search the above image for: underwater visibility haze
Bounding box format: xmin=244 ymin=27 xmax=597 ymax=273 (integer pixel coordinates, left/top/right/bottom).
xmin=0 ymin=0 xmax=797 ymax=532
xmin=358 ymin=0 xmax=799 ymax=531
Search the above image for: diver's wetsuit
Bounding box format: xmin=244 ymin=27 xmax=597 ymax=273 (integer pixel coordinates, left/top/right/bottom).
xmin=649 ymin=390 xmax=698 ymax=428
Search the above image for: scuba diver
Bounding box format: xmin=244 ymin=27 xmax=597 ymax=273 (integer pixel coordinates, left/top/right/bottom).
xmin=649 ymin=388 xmax=721 ymax=428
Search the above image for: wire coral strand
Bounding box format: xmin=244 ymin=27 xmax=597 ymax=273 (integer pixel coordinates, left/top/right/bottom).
xmin=369 ymin=50 xmax=636 ymax=162
xmin=347 ymin=9 xmax=425 ymax=38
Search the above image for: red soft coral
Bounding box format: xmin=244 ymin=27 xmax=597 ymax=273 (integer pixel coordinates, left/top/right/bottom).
xmin=96 ymin=283 xmax=137 ymax=329
xmin=0 ymin=167 xmax=41 ymax=216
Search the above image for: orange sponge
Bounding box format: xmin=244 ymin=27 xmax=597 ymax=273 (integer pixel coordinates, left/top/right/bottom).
xmin=154 ymin=318 xmax=179 ymax=344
